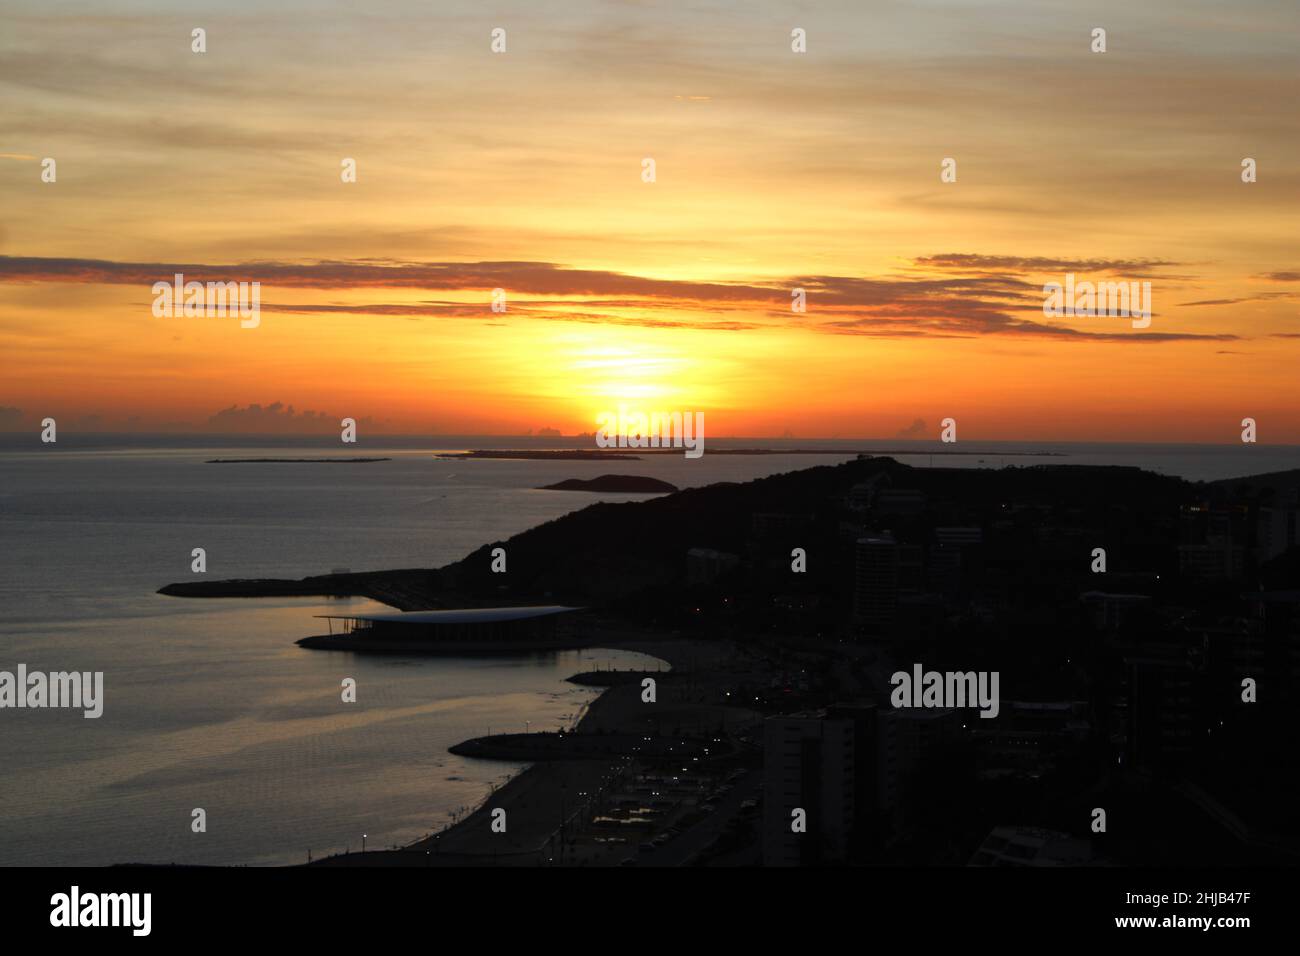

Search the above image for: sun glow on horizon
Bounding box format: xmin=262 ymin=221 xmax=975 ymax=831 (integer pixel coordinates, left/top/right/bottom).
xmin=2 ymin=1 xmax=1299 ymax=441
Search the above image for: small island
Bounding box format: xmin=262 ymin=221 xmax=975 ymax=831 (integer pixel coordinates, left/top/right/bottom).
xmin=537 ymin=474 xmax=678 ymax=493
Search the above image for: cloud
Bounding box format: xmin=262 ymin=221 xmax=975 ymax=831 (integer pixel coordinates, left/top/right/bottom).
xmin=205 ymin=402 xmax=377 ymax=435
xmin=256 ymin=301 xmax=766 ymax=331
xmin=1178 ymin=292 xmax=1298 ymax=306
xmin=914 ymin=254 xmax=1187 ymax=276
xmin=895 ymin=418 xmax=927 ymax=439
xmin=820 ymin=312 xmax=1235 ymax=343
xmin=0 ymin=256 xmax=781 ymax=300
xmin=0 ymin=254 xmax=1240 ymax=343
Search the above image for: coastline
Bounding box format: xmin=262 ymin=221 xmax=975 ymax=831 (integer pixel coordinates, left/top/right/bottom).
xmin=157 ymin=569 xmax=440 ymax=610
xmin=155 ymin=572 xmax=745 ymax=866
xmin=309 ymin=631 xmax=754 ymax=867
xmin=294 ymin=633 xmax=606 ymax=654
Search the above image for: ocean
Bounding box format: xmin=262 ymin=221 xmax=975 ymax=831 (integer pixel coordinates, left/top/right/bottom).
xmin=2 ymin=435 xmax=1297 ymax=866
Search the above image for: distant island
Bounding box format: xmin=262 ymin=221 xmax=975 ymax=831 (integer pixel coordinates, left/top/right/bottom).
xmin=206 ymin=457 xmax=392 ymax=464
xmin=538 ymin=474 xmax=678 ymax=493
xmin=438 ymin=448 xmax=1065 ymax=460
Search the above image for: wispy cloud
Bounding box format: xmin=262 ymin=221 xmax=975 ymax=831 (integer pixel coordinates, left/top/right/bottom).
xmin=915 ymin=254 xmax=1187 ymax=275
xmin=0 ymin=254 xmax=1241 ymax=343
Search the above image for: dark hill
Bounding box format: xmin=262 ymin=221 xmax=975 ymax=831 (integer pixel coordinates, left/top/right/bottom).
xmin=1209 ymin=468 xmax=1300 ymax=498
xmin=436 ymin=457 xmax=1195 ymax=608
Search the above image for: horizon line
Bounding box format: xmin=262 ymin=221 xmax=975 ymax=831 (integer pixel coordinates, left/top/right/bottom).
xmin=2 ymin=431 xmax=1299 ymax=449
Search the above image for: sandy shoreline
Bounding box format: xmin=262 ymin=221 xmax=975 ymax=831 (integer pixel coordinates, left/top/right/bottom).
xmin=312 ymin=632 xmax=754 ymax=866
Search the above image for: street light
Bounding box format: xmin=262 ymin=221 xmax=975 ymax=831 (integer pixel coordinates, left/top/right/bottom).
xmin=362 ymin=833 xmax=367 ymax=853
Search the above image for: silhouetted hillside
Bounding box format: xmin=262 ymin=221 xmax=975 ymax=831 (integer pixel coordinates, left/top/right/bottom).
xmin=437 ymin=457 xmax=1195 ymax=608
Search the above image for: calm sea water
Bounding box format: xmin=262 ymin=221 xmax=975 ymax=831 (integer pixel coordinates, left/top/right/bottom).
xmin=1 ymin=436 xmax=1297 ymax=866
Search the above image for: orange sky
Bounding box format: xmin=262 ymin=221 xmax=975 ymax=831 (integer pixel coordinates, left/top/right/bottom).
xmin=2 ymin=1 xmax=1298 ymax=441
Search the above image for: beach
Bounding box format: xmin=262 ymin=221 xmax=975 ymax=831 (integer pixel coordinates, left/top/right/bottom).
xmin=313 ymin=631 xmax=766 ymax=867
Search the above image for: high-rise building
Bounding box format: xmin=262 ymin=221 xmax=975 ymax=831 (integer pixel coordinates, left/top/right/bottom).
xmin=1178 ymin=504 xmax=1247 ymax=580
xmin=827 ymin=701 xmax=899 ymax=853
xmin=1258 ymin=505 xmax=1299 ymax=563
xmin=1124 ymin=650 xmax=1200 ymax=770
xmin=1242 ymin=591 xmax=1300 ymax=706
xmin=762 ymin=713 xmax=855 ymax=866
xmin=855 ymin=535 xmax=899 ymax=634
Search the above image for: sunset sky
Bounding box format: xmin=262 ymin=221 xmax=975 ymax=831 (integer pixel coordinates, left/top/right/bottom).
xmin=2 ymin=0 xmax=1298 ymax=441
